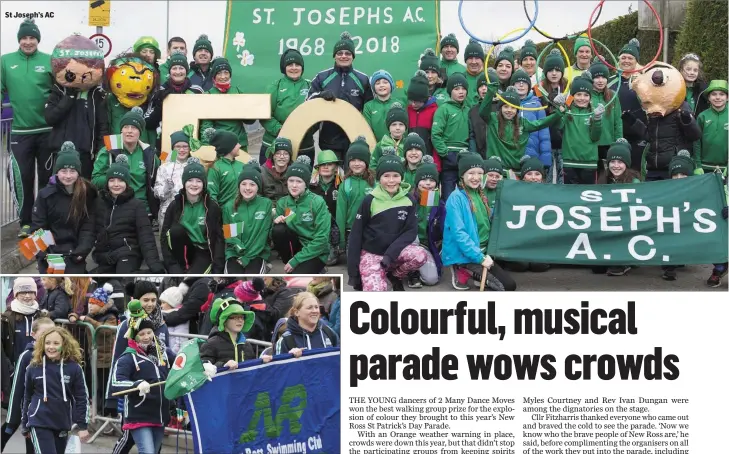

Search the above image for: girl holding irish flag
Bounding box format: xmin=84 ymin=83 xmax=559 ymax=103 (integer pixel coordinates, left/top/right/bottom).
xmin=153 ymin=127 xmax=195 ymax=227
xmin=222 ymin=159 xmax=273 ymax=274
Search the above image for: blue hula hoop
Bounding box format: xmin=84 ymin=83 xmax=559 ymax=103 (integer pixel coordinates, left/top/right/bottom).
xmin=458 ymin=0 xmax=539 ymax=45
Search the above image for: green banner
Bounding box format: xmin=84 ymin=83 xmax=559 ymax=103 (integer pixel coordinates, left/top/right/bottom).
xmin=223 ymin=1 xmax=440 ymax=94
xmin=487 ymin=174 xmax=729 ymax=265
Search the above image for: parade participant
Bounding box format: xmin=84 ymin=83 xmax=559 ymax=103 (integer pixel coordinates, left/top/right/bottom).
xmin=482 ymin=157 xmax=504 ymax=211
xmin=201 ymin=298 xmax=256 ymax=367
xmin=133 ymin=36 xmax=161 ymax=69
xmin=2 ymin=19 xmax=53 ymax=238
xmin=347 ymin=150 xmax=427 ymax=291
xmin=160 ymin=157 xmax=225 ymax=274
xmin=203 ymin=127 xmax=245 ymax=207
xmin=439 ymin=34 xmax=467 ymax=76
xmin=262 ymin=137 xmax=294 ymax=204
xmin=567 ymin=34 xmax=592 ymax=82
xmin=158 ymin=37 xmax=187 ymax=84
xmin=45 ymin=33 xmax=108 ymax=179
xmin=370 ymin=102 xmax=408 ymax=168
xmin=276 ymin=292 xmax=339 ymax=356
xmin=493 ymin=46 xmax=516 ymax=91
xmin=418 ymin=49 xmax=448 ymax=105
xmin=468 ymin=72 xmax=489 ymax=158
xmin=159 ymin=286 xmax=187 ymax=355
xmin=272 ymin=156 xmax=332 ymax=274
xmin=432 ymin=72 xmax=470 ymax=200
xmin=223 ymin=160 xmax=273 ymax=274
xmin=309 ymin=150 xmax=344 ymax=266
xmin=308 ymin=32 xmax=373 ymax=159
xmin=513 ymin=69 xmax=552 ymax=171
xmin=31 ymin=142 xmax=96 ymax=274
xmin=92 ymin=107 xmax=160 ymax=215
xmin=336 ymin=137 xmax=375 ymax=252
xmin=463 ymin=39 xmax=486 ymax=106
xmin=661 ymin=151 xmax=696 ymax=281
xmin=153 ymin=128 xmax=193 ymax=226
xmin=88 ymin=155 xmax=165 ymax=274
xmin=402 ymin=134 xmax=427 ymax=186
xmin=539 ymin=49 xmax=568 ymax=182
xmin=406 ymin=70 xmax=441 ymax=169
xmin=261 ymin=48 xmax=315 ymax=162
xmin=364 ymin=69 xmax=401 ymax=141
xmin=519 ymin=40 xmax=541 ymax=86
xmin=694 ymin=80 xmax=728 ymax=173
xmin=678 ymin=53 xmax=709 ymax=116
xmin=188 ymin=35 xmax=214 ymax=92
xmin=39 ymin=277 xmax=72 ymax=321
xmin=1 ymin=278 xmax=42 ymax=365
xmin=409 ymin=155 xmax=445 ymax=288
xmin=442 ymin=152 xmax=517 ymax=291
xmin=588 ymin=57 xmax=623 ymax=177
xmin=21 ymin=327 xmax=90 ymax=453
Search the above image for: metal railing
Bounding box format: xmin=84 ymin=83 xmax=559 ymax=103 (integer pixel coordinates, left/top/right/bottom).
xmin=1 ymin=102 xmax=17 ymax=227
xmin=52 ymin=318 xmax=273 ymax=444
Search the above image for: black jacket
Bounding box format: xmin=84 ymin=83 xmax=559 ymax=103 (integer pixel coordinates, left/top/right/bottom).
xmin=30 ymin=180 xmax=97 ymax=257
xmin=188 ymin=62 xmax=214 ymax=92
xmin=308 ymin=65 xmax=373 ymax=151
xmin=687 ymin=79 xmax=710 ymax=117
xmin=108 ymin=146 xmax=160 ymax=217
xmin=40 ymin=287 xmax=71 ymax=320
xmin=309 ymin=178 xmax=340 ymax=217
xmin=144 ymin=79 xmax=204 ymax=132
xmin=199 ymin=327 xmax=255 ymax=366
xmin=160 ymin=191 xmax=225 ymax=274
xmin=164 ymin=277 xmax=213 ymax=334
xmin=89 ymin=188 xmax=164 ymax=272
xmin=610 ymin=75 xmax=648 ymax=145
xmin=468 ymin=105 xmax=487 ymax=158
xmin=44 ymin=84 xmax=109 ymax=157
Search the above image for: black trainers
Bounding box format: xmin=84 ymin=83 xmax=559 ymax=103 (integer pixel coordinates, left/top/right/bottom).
xmin=407 ymin=272 xmax=423 ymax=289
xmin=18 ymin=224 xmax=31 ymax=238
xmin=707 ymin=267 xmax=728 ymax=288
xmin=662 ymin=268 xmax=677 ymax=281
xmin=607 ymin=266 xmax=631 ymax=276
xmin=387 ymin=272 xmax=405 ymax=291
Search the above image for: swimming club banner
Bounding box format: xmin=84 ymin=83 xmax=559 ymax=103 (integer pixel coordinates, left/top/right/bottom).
xmin=185 ymin=348 xmax=340 ymax=454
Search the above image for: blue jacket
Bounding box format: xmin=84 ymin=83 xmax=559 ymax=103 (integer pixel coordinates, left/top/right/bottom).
xmin=22 ymin=358 xmax=89 ymax=432
xmin=5 ymin=342 xmax=33 ymax=429
xmin=442 ymin=188 xmax=485 ymax=266
xmin=110 ymin=344 xmax=170 ymax=426
xmin=276 ymin=317 xmax=338 ymax=354
xmin=520 ymin=92 xmax=552 ymax=168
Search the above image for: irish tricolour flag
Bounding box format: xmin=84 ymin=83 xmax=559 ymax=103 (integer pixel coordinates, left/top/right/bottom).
xmin=103 ymin=134 xmax=123 ymax=150
xmin=223 ymin=221 xmax=244 ymax=239
xmin=419 ymin=190 xmax=439 ymax=207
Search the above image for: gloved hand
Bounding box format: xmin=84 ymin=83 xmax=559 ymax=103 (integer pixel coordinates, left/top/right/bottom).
xmin=64 ymin=87 xmax=79 ymax=98
xmin=553 ymin=93 xmax=568 ymax=106
xmin=481 ymin=255 xmax=494 ymax=270
xmin=722 ymin=206 xmax=728 ymax=220
xmin=202 ymin=362 xmax=217 ymax=381
xmin=679 ymin=109 xmax=693 ymax=124
xmin=621 ymin=110 xmax=637 ymax=125
xmin=380 ymin=256 xmax=392 ymax=270
xmin=593 ymin=103 xmax=605 ymax=121
xmin=320 ymin=90 xmax=336 ymax=102
xmin=163 ymin=178 xmax=174 ymax=195
xmin=137 ymin=380 xmax=151 ymax=396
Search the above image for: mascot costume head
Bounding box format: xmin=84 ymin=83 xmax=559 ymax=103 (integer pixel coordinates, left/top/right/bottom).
xmin=105 ymin=52 xmax=158 ymax=108
xmin=631 ymin=63 xmax=686 ymax=118
xmin=51 ymin=33 xmax=104 ymax=90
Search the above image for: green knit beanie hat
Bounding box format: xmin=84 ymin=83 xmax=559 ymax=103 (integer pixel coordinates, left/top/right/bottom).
xmin=574 ymin=34 xmax=591 ymax=57
xmin=484 ymin=156 xmax=504 ymax=175
xmin=606 ymin=138 xmax=632 ymax=168
xmin=520 ymin=40 xmax=538 ymax=62
xmin=386 ymin=102 xmax=409 ymax=129
xmin=376 ymin=147 xmax=405 ymax=180
xmin=447 ymin=72 xmax=468 ymax=95
xmin=107 ymin=153 xmax=131 ymax=185
xmin=182 ymin=157 xmax=206 ymax=187
xmin=268 ymin=137 xmax=293 ymax=161
xmin=407 ymin=70 xmax=431 ymax=103
xmin=520 ymin=155 xmax=544 ymax=179
xmin=120 ymin=106 xmax=146 ymax=132
xmin=168 ymin=50 xmax=189 ymax=73
xmin=210 ymin=57 xmax=232 ymax=79
xmin=315 ymin=149 xmax=340 ymax=167
xmin=510 ymin=68 xmax=532 ymax=89
xmin=238 ymin=159 xmax=262 ymax=189
xmin=477 ymin=72 xmax=488 ymax=90
xmin=133 ymin=36 xmax=161 ymax=62
xmin=494 ymin=46 xmax=515 ymax=67
xmin=54 ymin=141 xmax=82 ymax=173
xmin=285 ymin=155 xmax=313 ymax=183
xmin=500 ymin=86 xmax=521 ymax=108
xmin=464 ymin=39 xmax=485 ymax=61
xmin=458 ymin=151 xmax=484 ymax=178
xmin=544 ymin=49 xmax=565 ymax=73
xmin=203 ymin=128 xmax=239 ymax=157
xmin=571 ymin=72 xmax=594 ymax=96
xmin=414 ymin=155 xmax=439 ymax=186
xmin=619 ymin=38 xmax=640 ymax=60
xmin=280 ymin=48 xmax=304 ymax=74
xmin=17 ymin=19 xmax=40 ymax=42
xmin=440 ymin=33 xmax=460 ymax=54
xmin=346 ymin=135 xmax=371 ymax=166
xmin=669 ymin=150 xmax=694 ymax=176
xmin=333 ymin=31 xmax=355 ymax=57
xmin=403 ymin=132 xmax=426 ymax=153
xmin=419 ymin=48 xmax=440 ymax=73
xmin=589 ymin=56 xmax=609 ymax=80
xmin=193 ymin=34 xmax=214 ymax=57
xmin=170 ymin=130 xmax=189 ymax=148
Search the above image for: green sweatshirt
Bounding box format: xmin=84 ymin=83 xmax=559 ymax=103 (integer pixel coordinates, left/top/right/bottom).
xmin=275 ymin=190 xmax=331 ymax=267
xmin=465 ymin=72 xmax=481 ymax=108
xmin=694 ymin=106 xmax=728 ymax=171
xmin=363 ymin=96 xmax=400 ymax=142
xmin=370 ymin=134 xmax=405 ymax=169
xmin=478 ymin=87 xmax=561 ymax=170
xmin=159 ymin=59 xmax=171 ymax=84
xmin=222 ymin=195 xmax=273 ymax=265
xmin=432 ymin=98 xmax=470 ymax=157
xmin=403 ymin=165 xmax=418 ymax=188
xmin=336 ymin=174 xmax=373 ymax=248
xmin=590 ymin=90 xmax=623 ymax=146
xmin=465 ymin=187 xmax=491 ymax=249
xmin=557 ymin=105 xmax=603 ymax=169
xmin=200 ymin=86 xmax=249 ymax=149
xmin=0 ymin=49 xmax=52 ymax=134
xmin=92 ymin=144 xmax=159 ymax=207
xmin=107 ymin=94 xmax=157 ymax=145
xmin=441 ymin=59 xmax=467 ymax=77
xmin=207 ymin=157 xmax=244 ymax=207
xmin=181 ymin=199 xmax=207 ymax=245
xmin=261 ymin=76 xmax=313 ymax=149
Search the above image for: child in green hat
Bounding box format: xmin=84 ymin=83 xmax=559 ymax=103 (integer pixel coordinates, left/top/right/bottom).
xmin=203 ymin=127 xmax=245 ymax=207
xmin=262 ymin=137 xmax=293 ymax=205
xmin=364 ymin=70 xmax=401 ymax=142
xmin=694 ymin=80 xmax=728 ymax=174
xmin=336 ymin=137 xmax=375 ymax=253
xmin=310 ymin=150 xmax=344 ymax=266
xmin=433 ymin=72 xmax=471 ymax=200
xmin=588 ymin=57 xmax=623 ymax=180
xmin=402 ymin=134 xmax=426 ymax=187
xmin=370 ymin=102 xmax=408 ymax=169
xmin=200 ymin=298 xmax=256 ymax=369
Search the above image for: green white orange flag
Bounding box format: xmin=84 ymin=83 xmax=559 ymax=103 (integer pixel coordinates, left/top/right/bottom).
xmin=419 ymin=190 xmax=440 ymax=207
xmin=223 ymin=221 xmax=244 ymax=239
xmin=103 ymin=134 xmax=123 ymax=150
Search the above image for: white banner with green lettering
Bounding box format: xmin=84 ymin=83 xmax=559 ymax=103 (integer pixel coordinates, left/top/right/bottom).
xmin=222 ymin=1 xmax=440 ymax=94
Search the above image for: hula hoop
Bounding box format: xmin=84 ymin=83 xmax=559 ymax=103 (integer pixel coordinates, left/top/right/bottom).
xmin=523 ymin=0 xmax=603 ymax=41
xmin=588 ymin=0 xmax=663 ymax=74
xmin=458 ymin=0 xmax=539 ymax=45
xmin=484 ymin=28 xmax=567 ymax=111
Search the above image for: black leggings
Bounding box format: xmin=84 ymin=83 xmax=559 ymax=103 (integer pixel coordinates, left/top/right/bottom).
xmin=225 ymin=257 xmax=267 ymax=274
xmin=94 ymin=255 xmax=143 ymax=274
xmin=168 ymin=223 xmax=213 ymax=274
xmin=271 ymin=224 xmax=326 ymax=274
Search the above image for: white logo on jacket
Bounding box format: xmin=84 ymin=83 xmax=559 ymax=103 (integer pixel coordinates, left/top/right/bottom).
xmin=350 ymin=89 xmax=360 ymax=96
xmin=35 ymin=66 xmax=45 ymax=72
xmin=254 ymin=211 xmax=266 ymax=220
xmin=397 ymin=210 xmax=407 ymax=221
xmin=301 ymin=212 xmax=313 ymax=222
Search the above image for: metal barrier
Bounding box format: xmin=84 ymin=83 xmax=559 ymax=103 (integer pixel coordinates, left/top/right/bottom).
xmin=1 ymin=102 xmax=17 ymax=227
xmin=52 ymin=318 xmax=273 ymax=444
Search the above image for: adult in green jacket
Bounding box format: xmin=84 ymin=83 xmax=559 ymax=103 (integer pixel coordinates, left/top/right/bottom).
xmin=203 ymin=128 xmax=245 ymax=207
xmin=223 ymin=160 xmax=273 ymax=274
xmin=694 ymin=80 xmax=728 ymax=173
xmin=158 ymin=37 xmax=187 ymax=85
xmin=272 ymin=156 xmax=331 ymax=274
xmin=463 ymin=39 xmax=486 ymax=108
xmin=260 ymin=49 xmax=315 ymax=162
xmin=1 ymin=19 xmax=53 ymax=237
xmin=439 ymin=34 xmax=467 ymax=76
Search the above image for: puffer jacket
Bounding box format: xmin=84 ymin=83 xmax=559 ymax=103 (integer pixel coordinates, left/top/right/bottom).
xmin=520 ymin=92 xmax=552 ymax=168
xmin=200 ymin=327 xmax=255 ymax=366
xmin=275 ymin=317 xmax=338 ymax=354
xmin=153 ymin=160 xmax=188 ymax=225
xmin=40 ymin=287 xmax=71 ymax=321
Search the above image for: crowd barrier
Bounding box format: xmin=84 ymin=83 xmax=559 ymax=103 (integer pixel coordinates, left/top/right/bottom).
xmin=53 ymin=318 xmax=273 ymax=444
xmin=1 ymin=103 xmax=17 ymax=227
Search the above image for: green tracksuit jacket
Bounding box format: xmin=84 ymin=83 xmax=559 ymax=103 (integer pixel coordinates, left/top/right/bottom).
xmin=335 ymin=175 xmax=373 ymax=248
xmin=222 ymin=195 xmax=272 ymax=265
xmin=590 ymin=90 xmax=623 ymax=146
xmin=200 ymin=86 xmax=249 ymax=149
xmin=363 ymin=96 xmax=402 ymax=142
xmin=694 ymin=106 xmax=728 ymax=171
xmin=261 ymin=76 xmax=313 ymax=150
xmin=107 ymin=94 xmax=157 ymax=145
xmin=370 ymin=134 xmax=405 ymax=170
xmin=207 ymin=157 xmax=244 ymax=207
xmin=92 ymin=144 xmax=159 ymax=205
xmin=432 ymin=98 xmax=470 ymax=157
xmin=275 ymin=189 xmax=331 ymax=267
xmin=441 ymin=59 xmax=467 ymax=77
xmin=0 ymin=49 xmax=52 ymax=134
xmin=557 ymin=105 xmax=603 ymax=169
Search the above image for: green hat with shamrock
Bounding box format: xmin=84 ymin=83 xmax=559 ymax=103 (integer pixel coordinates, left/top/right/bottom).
xmin=133 ymin=36 xmax=161 ymax=62
xmin=210 ymin=297 xmax=255 ymax=333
